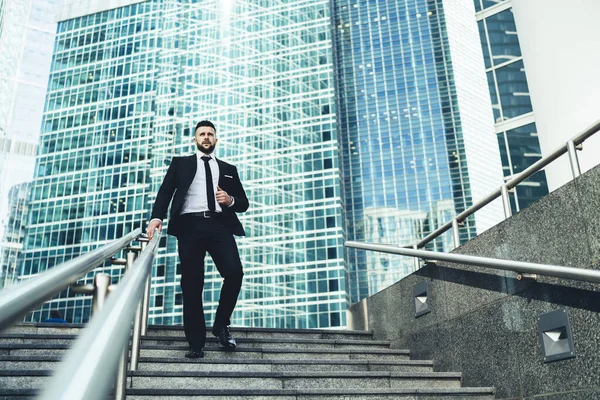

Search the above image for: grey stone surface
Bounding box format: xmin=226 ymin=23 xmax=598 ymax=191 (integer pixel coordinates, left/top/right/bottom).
xmin=283 ymin=376 xmax=390 ymax=389
xmin=139 ymin=361 xmax=273 ymax=372
xmin=575 ymin=165 xmax=600 ymax=265
xmin=0 ymin=375 xmax=50 ymax=390
xmin=130 ymin=376 xmax=283 ymax=390
xmin=348 ymin=164 xmax=600 ymax=400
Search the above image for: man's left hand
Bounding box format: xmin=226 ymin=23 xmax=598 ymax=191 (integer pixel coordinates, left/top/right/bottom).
xmin=216 ymin=186 xmax=233 ymax=206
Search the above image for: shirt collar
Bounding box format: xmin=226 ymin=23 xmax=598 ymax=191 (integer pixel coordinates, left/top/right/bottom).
xmin=196 ymin=150 xmax=215 ymax=160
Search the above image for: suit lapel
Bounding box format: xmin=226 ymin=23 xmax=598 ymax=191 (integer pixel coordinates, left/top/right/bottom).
xmin=183 ymin=154 xmax=197 ymax=190
xmin=216 ymin=158 xmax=227 ymax=187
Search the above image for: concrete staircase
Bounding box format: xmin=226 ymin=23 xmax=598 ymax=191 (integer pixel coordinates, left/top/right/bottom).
xmin=0 ymin=323 xmax=495 ymax=399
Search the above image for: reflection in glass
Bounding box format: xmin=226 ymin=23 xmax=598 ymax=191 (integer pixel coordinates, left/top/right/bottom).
xmin=495 ymin=60 xmax=533 ymax=120
xmin=486 ymin=9 xmax=521 ymax=67
xmin=498 ymin=123 xmax=549 ymax=212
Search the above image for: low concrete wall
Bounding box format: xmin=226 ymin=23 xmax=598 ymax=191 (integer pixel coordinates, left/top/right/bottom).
xmin=348 ymin=165 xmax=600 ymax=399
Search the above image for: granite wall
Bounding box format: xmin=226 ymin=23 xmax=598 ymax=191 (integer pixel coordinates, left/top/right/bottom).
xmin=347 ymin=164 xmax=600 ymax=399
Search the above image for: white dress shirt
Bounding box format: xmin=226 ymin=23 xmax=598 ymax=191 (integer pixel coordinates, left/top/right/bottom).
xmin=180 ymin=151 xmax=222 ymax=215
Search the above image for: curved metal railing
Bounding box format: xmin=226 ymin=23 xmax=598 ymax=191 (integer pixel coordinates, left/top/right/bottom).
xmin=414 ymin=119 xmax=600 ymax=250
xmin=0 ymin=228 xmax=143 ymax=330
xmin=345 ymin=241 xmax=600 ymax=284
xmin=346 ymin=118 xmax=600 ymax=283
xmin=38 ymin=230 xmax=161 ymax=400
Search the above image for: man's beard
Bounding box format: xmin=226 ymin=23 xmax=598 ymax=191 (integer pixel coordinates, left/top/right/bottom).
xmin=196 ymin=142 xmax=216 ymax=154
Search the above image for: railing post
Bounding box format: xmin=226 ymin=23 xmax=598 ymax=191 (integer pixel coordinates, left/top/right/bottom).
xmin=91 ymin=274 xmax=111 ymax=316
xmin=567 ymin=140 xmax=581 ymax=179
xmin=412 ymin=244 xmax=420 ymax=270
xmin=138 ymin=237 xmax=151 ymax=336
xmin=128 ymin=245 xmax=144 ymax=371
xmin=501 ymin=184 xmax=512 ymax=218
xmin=452 ymin=219 xmax=460 ymax=249
xmin=114 ymin=247 xmax=138 ymax=400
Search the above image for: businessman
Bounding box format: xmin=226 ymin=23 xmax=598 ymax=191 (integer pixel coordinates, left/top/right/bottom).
xmin=147 ymin=120 xmax=248 ymax=359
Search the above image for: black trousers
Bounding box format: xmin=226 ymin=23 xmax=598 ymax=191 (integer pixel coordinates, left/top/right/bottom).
xmin=177 ymin=214 xmax=244 ymax=350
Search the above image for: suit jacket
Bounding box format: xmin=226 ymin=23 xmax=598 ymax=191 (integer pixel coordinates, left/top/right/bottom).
xmin=150 ymin=154 xmax=249 ymax=237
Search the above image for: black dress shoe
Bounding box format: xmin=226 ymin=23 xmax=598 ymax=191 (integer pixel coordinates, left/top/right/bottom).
xmin=185 ymin=348 xmax=204 ymax=358
xmin=213 ymin=325 xmax=236 ymax=350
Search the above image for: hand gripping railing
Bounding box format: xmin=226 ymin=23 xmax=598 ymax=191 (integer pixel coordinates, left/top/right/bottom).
xmin=0 ymin=228 xmax=143 ymax=331
xmin=38 ymin=230 xmax=161 ymax=400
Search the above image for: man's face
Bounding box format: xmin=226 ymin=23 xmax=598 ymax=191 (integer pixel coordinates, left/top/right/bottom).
xmin=194 ymin=126 xmax=217 ymax=154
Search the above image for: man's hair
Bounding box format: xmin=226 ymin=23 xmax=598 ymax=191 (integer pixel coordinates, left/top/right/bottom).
xmin=50 ymin=310 xmax=63 ymax=319
xmin=195 ymin=120 xmax=216 ymax=133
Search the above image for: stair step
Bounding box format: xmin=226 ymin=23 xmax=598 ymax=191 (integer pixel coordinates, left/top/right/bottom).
xmin=126 ymin=387 xmax=496 ymax=400
xmin=137 ymin=357 xmax=434 ymax=373
xmin=0 ymin=354 xmax=433 ymax=373
xmin=4 ymin=324 xmax=373 ymax=340
xmin=140 ymin=346 xmax=411 ymax=361
xmin=0 ymin=387 xmax=496 ymax=400
xmin=0 ymin=371 xmax=132 ymax=391
xmin=0 ymin=324 xmax=495 ymax=399
xmin=0 ymin=334 xmax=390 ymax=351
xmin=141 ymin=336 xmax=391 ymax=350
xmin=147 ymin=325 xmax=373 ymax=341
xmin=0 ymin=356 xmax=62 ymax=371
xmin=129 ymin=371 xmax=462 ymax=390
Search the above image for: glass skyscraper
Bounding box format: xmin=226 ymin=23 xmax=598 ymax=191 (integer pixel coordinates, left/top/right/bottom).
xmin=0 ymin=182 xmax=31 ymax=289
xmin=332 ymin=0 xmax=504 ymax=302
xmin=18 ymin=0 xmax=506 ymax=323
xmin=0 ymin=0 xmax=60 ymax=254
xmin=474 ymin=0 xmax=548 ymax=212
xmin=20 ymin=0 xmax=346 ymax=328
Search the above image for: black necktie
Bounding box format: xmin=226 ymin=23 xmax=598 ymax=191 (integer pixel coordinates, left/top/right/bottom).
xmin=201 ymin=156 xmax=216 ymax=211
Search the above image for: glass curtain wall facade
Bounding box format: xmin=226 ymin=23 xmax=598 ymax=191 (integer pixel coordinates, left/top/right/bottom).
xmin=0 ymin=0 xmax=60 ymax=244
xmin=474 ymin=0 xmax=548 ymax=212
xmin=0 ymin=182 xmax=30 ymax=289
xmin=333 ymin=0 xmax=479 ymax=302
xmin=149 ymin=0 xmax=344 ymax=329
xmin=20 ymin=1 xmax=161 ymax=323
xmin=20 ymin=0 xmax=346 ymax=328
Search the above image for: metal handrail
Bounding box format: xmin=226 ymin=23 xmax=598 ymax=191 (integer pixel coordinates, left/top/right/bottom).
xmin=415 ymin=118 xmax=600 ymax=248
xmin=345 ymin=241 xmax=600 ymax=284
xmin=0 ymin=228 xmax=143 ymax=331
xmin=38 ymin=230 xmax=161 ymax=400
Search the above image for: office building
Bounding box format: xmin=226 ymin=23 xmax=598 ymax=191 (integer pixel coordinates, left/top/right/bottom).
xmin=20 ymin=0 xmax=346 ymax=328
xmin=474 ymin=0 xmax=548 ymax=210
xmin=333 ymin=0 xmax=504 ymax=302
xmin=0 ymin=182 xmax=31 ymax=288
xmin=19 ymin=0 xmax=512 ymax=322
xmin=0 ymin=0 xmax=60 ymax=251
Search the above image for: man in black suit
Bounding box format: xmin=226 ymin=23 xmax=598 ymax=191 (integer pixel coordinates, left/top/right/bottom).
xmin=146 ymin=120 xmax=248 ymax=359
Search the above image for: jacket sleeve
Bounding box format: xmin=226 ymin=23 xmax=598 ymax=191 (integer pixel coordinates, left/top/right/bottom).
xmin=150 ymin=158 xmax=178 ymax=220
xmin=229 ymin=166 xmax=249 ymax=213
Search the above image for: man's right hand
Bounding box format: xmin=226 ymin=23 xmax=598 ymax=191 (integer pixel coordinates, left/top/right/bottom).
xmin=146 ymin=219 xmax=163 ymax=239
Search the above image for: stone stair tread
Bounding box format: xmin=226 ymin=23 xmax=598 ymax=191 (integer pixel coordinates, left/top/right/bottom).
xmin=148 ymin=325 xmax=372 ymax=335
xmin=136 ymin=356 xmax=432 ymax=366
xmin=0 ymin=387 xmax=496 ymax=397
xmin=141 ymin=344 xmax=410 ymax=354
xmin=142 ymin=335 xmax=389 ymax=345
xmin=0 ymin=333 xmax=76 ymax=339
xmin=128 ymin=370 xmax=460 ymax=378
xmin=0 ymin=343 xmax=70 ymax=349
xmin=5 ymin=323 xmax=372 ymax=336
xmin=0 ymin=354 xmax=431 ymax=367
xmin=0 ymin=355 xmax=63 ymax=361
xmin=0 ymin=333 xmax=381 ymax=344
xmin=126 ymin=387 xmax=495 ymax=395
xmin=0 ymin=370 xmax=52 ymax=376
